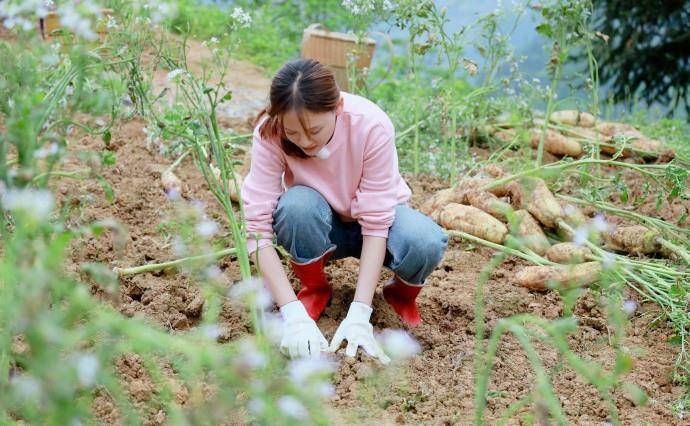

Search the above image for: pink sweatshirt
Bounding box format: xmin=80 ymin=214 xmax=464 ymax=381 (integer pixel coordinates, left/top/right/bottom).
xmin=241 ymin=91 xmax=412 ymax=255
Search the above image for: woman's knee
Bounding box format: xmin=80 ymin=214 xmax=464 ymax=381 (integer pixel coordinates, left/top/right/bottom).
xmin=274 ymin=185 xmax=331 ymax=226
xmin=387 ymin=208 xmax=448 ymax=281
xmin=406 ymin=226 xmax=448 ymax=269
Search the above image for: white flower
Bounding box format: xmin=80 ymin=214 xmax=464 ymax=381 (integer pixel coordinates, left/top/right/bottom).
xmin=149 ymin=2 xmax=177 ymax=24
xmin=277 ymin=396 xmax=308 ymax=419
xmin=572 ymin=226 xmax=589 ymax=246
xmin=228 ymin=277 xmax=273 ymax=311
xmin=622 ymin=300 xmax=637 ymax=315
xmin=195 ymin=219 xmax=219 ymax=238
xmin=172 ymin=237 xmax=186 ymax=257
xmin=1 ymin=188 xmax=54 ymax=220
xmin=11 ymin=374 xmax=42 ymax=399
xmin=259 ymin=311 xmax=283 ymax=344
xmin=58 ymin=3 xmax=97 ymax=41
xmin=230 ymin=7 xmax=251 ymax=28
xmin=601 ymin=251 xmax=616 ymax=270
xmin=75 ymin=353 xmax=99 ymax=387
xmin=316 ymin=382 xmax=335 ymax=398
xmin=34 ymin=143 xmax=59 ymax=159
xmin=204 ymin=265 xmax=222 ymax=280
xmin=166 ymin=68 xmax=187 ymax=83
xmin=288 ymin=358 xmax=335 ymax=386
xmin=378 ymin=329 xmax=421 ymax=360
xmin=42 ymin=53 xmax=60 ymax=66
xmin=591 ymin=214 xmax=609 ymax=232
xmin=247 ymin=398 xmax=265 ymax=415
xmin=106 ymin=16 xmax=118 ymax=29
xmin=209 ymin=36 xmax=219 ymax=44
xmin=201 ymin=324 xmax=220 ymax=340
xmin=237 ymin=339 xmax=267 ymax=369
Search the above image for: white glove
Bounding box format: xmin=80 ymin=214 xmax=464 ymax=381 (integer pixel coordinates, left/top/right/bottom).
xmin=279 ymin=300 xmax=328 ymax=358
xmin=328 ymin=302 xmax=391 ymax=364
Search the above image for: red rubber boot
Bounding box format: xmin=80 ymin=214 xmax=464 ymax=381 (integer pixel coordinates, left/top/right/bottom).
xmin=290 ymin=249 xmax=335 ymax=321
xmin=382 ymin=276 xmax=423 ymax=327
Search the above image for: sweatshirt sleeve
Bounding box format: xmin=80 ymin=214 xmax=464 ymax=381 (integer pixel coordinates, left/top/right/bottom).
xmin=350 ymin=122 xmax=400 ymax=238
xmin=241 ymin=130 xmax=286 ymax=255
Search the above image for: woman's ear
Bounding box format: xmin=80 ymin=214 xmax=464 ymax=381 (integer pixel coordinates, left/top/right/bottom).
xmin=335 ymin=95 xmax=344 ymax=115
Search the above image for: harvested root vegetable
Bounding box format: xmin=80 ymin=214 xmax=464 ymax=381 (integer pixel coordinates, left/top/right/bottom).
xmin=492 ymin=129 xmax=516 ymax=144
xmin=481 ymin=164 xmax=508 ymax=178
xmin=421 ymin=177 xmax=494 ymax=217
xmin=560 ymin=202 xmax=588 ymax=227
xmin=516 ymin=262 xmax=601 ymax=291
xmin=508 ymin=178 xmax=564 ymax=228
xmin=513 ymin=210 xmax=551 ymax=255
xmin=529 ymin=129 xmax=583 ymax=157
xmin=605 ymin=225 xmax=661 ymax=255
xmin=546 ymin=243 xmax=593 ymax=264
xmin=596 ymin=122 xmax=643 ymax=139
xmin=466 ymin=190 xmax=512 ymax=221
xmin=630 ymin=138 xmax=672 ymax=159
xmin=438 ymin=203 xmax=508 ymax=244
xmin=477 ymin=165 xmax=511 ymax=197
xmin=421 ymin=188 xmax=464 ymax=217
xmin=560 ymin=126 xmax=599 ymax=141
xmin=161 ymin=170 xmax=182 ymax=195
xmin=557 ymin=201 xmax=588 ymax=240
xmin=550 ymin=110 xmax=596 ymax=127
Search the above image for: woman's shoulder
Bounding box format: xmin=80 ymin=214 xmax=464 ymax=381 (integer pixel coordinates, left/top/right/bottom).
xmin=341 ymin=92 xmax=394 ymax=135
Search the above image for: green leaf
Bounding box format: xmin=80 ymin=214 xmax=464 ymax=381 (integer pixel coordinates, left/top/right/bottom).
xmin=103 ymin=129 xmax=111 ymax=146
xmin=614 ymin=352 xmax=633 ymax=375
xmin=622 ymin=382 xmax=648 ymax=406
xmin=536 ymin=23 xmax=553 ymax=37
xmin=100 ymin=151 xmax=116 ymax=166
xmin=668 ymin=335 xmax=682 ymax=345
xmin=98 ymin=176 xmax=115 ymax=204
xmin=222 ymin=91 xmax=233 ymax=101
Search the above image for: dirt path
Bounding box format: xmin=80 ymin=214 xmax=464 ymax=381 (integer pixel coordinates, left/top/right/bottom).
xmin=149 ymin=38 xmax=271 ymax=131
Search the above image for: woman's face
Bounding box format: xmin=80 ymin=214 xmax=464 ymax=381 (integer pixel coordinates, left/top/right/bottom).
xmin=282 ymin=97 xmax=343 ymax=157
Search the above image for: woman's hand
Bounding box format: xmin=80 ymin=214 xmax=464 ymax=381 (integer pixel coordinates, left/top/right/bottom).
xmin=280 ymin=300 xmax=328 ymax=358
xmin=328 ymin=302 xmax=390 ymax=364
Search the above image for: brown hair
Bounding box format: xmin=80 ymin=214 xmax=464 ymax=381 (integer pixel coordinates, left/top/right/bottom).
xmin=255 ymin=59 xmax=341 ymax=158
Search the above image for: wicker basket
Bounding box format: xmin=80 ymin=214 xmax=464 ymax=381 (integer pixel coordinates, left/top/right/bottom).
xmin=300 ymin=24 xmax=376 ymax=91
xmin=40 ymin=8 xmax=114 ymax=40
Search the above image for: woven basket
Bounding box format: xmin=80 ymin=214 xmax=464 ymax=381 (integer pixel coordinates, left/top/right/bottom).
xmin=40 ymin=9 xmax=114 ymax=40
xmin=300 ymin=24 xmax=376 ymax=91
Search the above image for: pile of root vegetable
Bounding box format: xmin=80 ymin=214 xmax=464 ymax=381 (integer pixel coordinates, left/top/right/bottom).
xmin=490 ymin=109 xmax=677 ymax=161
xmin=422 ymin=111 xmax=689 ymax=304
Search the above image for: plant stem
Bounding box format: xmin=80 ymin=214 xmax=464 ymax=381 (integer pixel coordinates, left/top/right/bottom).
xmin=114 ymin=247 xmax=237 ymax=276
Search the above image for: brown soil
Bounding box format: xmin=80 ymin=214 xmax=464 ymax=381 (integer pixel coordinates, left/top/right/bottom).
xmin=44 ymin=36 xmax=686 ymax=426
xmin=56 ymin=111 xmax=688 ymax=425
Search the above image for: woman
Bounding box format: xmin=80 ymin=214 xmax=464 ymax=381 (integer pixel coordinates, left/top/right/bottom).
xmin=241 ymin=59 xmax=447 ymax=362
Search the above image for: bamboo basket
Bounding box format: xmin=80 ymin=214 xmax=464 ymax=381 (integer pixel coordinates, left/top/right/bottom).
xmin=300 ymin=23 xmax=376 ymax=91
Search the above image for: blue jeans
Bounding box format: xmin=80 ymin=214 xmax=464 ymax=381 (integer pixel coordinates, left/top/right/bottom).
xmin=273 ymin=186 xmax=448 ymax=285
